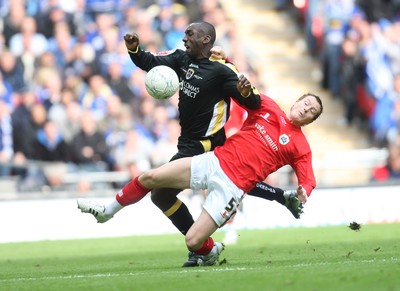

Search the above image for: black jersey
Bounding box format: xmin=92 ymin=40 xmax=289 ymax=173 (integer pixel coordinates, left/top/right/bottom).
xmin=129 ymin=48 xmax=260 ymax=139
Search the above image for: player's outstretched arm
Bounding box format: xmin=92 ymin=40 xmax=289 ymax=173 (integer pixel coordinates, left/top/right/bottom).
xmin=248 ymin=182 xmax=304 ymax=219
xmin=296 ymin=185 xmax=308 ymax=204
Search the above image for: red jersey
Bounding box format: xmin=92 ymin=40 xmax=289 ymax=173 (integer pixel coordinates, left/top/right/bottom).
xmin=214 ymin=94 xmax=316 ymax=195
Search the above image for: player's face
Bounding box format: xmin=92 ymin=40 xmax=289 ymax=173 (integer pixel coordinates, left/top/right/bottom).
xmin=183 ymin=23 xmax=206 ymax=58
xmin=288 ymin=95 xmax=321 ymax=127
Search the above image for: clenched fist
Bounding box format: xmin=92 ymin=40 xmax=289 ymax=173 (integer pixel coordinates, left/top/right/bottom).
xmin=124 ymin=33 xmax=140 ymax=51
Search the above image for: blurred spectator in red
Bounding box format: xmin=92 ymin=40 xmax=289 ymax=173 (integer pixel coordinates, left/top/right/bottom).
xmin=371 ymin=137 xmax=400 ymax=181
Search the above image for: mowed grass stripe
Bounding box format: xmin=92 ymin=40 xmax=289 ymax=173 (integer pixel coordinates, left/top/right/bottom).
xmin=1 ymin=256 xmax=399 ymax=284
xmin=0 ymin=224 xmax=399 ymax=290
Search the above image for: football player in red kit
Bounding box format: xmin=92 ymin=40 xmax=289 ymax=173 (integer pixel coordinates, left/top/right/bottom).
xmin=78 ymin=82 xmax=323 ymax=266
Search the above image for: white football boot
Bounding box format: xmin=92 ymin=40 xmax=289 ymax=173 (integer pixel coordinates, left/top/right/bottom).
xmin=182 ymin=242 xmax=225 ymax=267
xmin=77 ymin=199 xmax=113 ymax=223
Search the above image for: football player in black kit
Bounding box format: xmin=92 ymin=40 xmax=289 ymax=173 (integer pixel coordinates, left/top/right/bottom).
xmin=78 ymin=21 xmax=303 ymax=267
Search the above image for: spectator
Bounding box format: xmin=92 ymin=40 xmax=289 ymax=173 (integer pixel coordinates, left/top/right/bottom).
xmin=48 ymin=88 xmax=82 ymax=144
xmin=0 ymin=99 xmax=13 ymax=176
xmin=9 ymin=16 xmax=48 ymax=57
xmin=149 ymin=104 xmax=170 ymax=142
xmin=1 ymin=1 xmax=26 ymax=47
xmin=320 ymin=0 xmax=356 ymax=98
xmin=36 ymin=2 xmax=76 ymax=39
xmin=340 ymin=36 xmax=361 ymax=125
xmin=80 ymin=74 xmax=113 ymax=121
xmin=102 ymin=101 xmax=134 ymax=171
xmin=0 ymin=50 xmax=26 ymax=93
xmin=105 ymin=60 xmax=136 ymax=105
xmin=34 ymin=64 xmax=63 ymax=110
xmin=31 ymin=120 xmax=70 ymax=162
xmin=69 ymin=110 xmax=110 ymax=171
xmin=150 ymin=118 xmax=180 ymax=167
xmin=12 ymin=101 xmax=48 ymax=191
xmin=371 ymin=137 xmax=400 ymax=182
xmin=164 ymin=9 xmax=189 ymax=50
xmin=0 ymin=71 xmax=14 ymax=110
xmin=11 ymin=91 xmax=44 ymax=161
xmin=112 ymin=128 xmax=154 ymax=173
xmin=47 ymin=21 xmax=77 ymax=77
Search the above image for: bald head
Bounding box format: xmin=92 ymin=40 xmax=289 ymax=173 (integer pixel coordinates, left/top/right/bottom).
xmin=198 ymin=21 xmax=216 ymax=44
xmin=183 ymin=21 xmax=216 ymax=58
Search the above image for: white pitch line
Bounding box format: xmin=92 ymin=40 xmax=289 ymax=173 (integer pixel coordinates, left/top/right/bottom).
xmin=1 ymin=258 xmax=398 ymax=283
xmin=0 ymin=267 xmax=256 ymax=283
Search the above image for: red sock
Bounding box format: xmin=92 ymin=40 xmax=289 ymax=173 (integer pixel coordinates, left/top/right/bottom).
xmin=194 ymin=237 xmax=214 ymax=255
xmin=116 ymin=176 xmax=151 ymax=206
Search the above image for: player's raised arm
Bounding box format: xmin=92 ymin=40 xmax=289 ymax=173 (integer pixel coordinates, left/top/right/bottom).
xmin=124 ymin=33 xmax=140 ymax=53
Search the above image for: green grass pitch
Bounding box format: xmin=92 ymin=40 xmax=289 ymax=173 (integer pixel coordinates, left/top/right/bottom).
xmin=0 ymin=223 xmax=399 ymax=291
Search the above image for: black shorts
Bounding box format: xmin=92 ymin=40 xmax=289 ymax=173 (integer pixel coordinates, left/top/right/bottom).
xmin=170 ymin=129 xmax=226 ymax=162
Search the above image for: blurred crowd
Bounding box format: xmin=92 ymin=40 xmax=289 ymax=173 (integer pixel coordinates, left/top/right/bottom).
xmin=0 ymin=0 xmax=259 ymax=192
xmin=1 ymin=0 xmax=399 ymax=193
xmin=280 ymin=0 xmax=400 ymax=182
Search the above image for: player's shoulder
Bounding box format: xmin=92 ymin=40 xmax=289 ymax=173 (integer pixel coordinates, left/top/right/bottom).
xmin=260 ymin=94 xmax=278 ymax=107
xmin=209 ymin=57 xmax=239 ymax=73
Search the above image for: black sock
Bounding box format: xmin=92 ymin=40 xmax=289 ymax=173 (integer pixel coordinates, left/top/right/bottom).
xmin=166 ymin=200 xmax=194 ymax=235
xmin=151 ymin=188 xmax=195 ymax=235
xmin=248 ymin=182 xmax=285 ymax=205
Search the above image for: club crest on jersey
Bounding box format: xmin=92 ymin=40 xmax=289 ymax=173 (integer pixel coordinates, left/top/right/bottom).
xmin=279 ymin=134 xmax=290 ymax=145
xmin=186 ymin=68 xmax=195 ymax=80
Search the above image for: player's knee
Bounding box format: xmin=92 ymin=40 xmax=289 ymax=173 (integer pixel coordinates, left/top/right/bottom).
xmin=140 ymin=170 xmax=159 ymax=187
xmin=185 ymin=234 xmax=202 ymax=251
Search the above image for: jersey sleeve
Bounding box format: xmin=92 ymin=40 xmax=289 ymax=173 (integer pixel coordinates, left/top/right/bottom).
xmin=291 ymin=151 xmax=316 ymax=196
xmin=128 ymin=47 xmax=182 ymax=72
